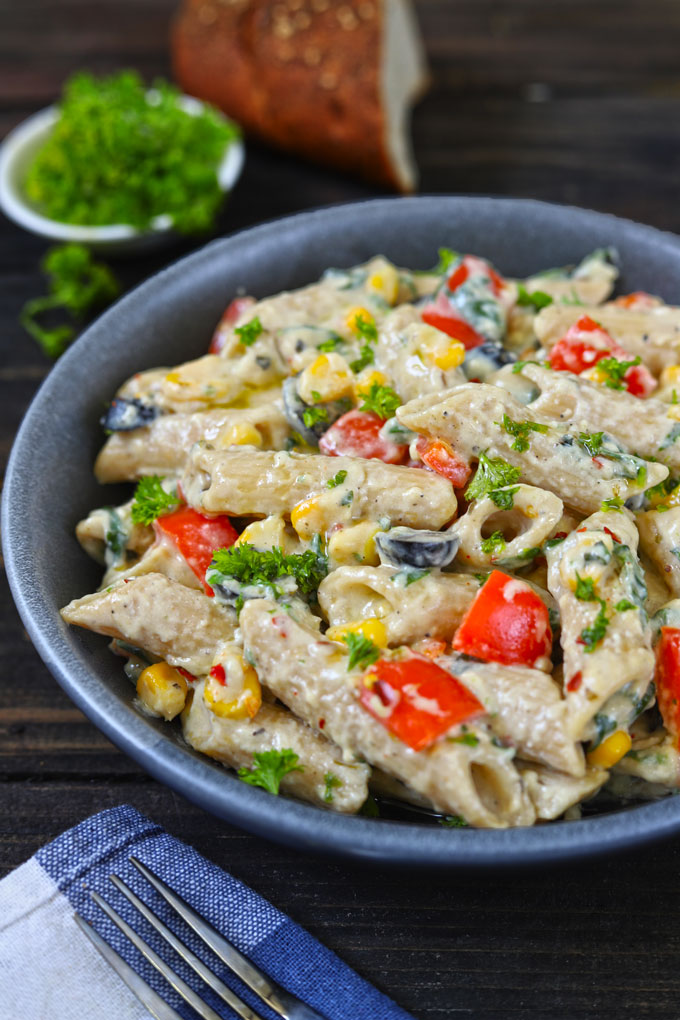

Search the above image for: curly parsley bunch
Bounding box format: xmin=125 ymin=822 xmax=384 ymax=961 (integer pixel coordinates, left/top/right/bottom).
xmin=25 ymin=71 xmax=240 ymax=234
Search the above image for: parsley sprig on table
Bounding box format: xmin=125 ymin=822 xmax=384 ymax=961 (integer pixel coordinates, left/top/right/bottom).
xmin=209 ymin=543 xmax=328 ymax=599
xmin=130 ymin=475 xmax=180 ymax=525
xmin=25 ymin=70 xmax=239 ymax=234
xmin=20 ymin=243 xmax=119 ymax=358
xmin=237 ymin=749 xmax=303 ymax=795
xmin=358 ymin=383 xmax=402 ymax=420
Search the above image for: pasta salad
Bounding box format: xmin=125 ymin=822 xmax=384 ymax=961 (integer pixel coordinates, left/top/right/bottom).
xmin=62 ymin=247 xmax=680 ymax=828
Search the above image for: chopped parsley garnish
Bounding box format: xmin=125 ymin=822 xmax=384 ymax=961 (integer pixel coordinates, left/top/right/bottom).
xmin=576 ymin=431 xmax=604 ymax=457
xmin=342 ymin=632 xmax=381 ymax=671
xmin=317 ymin=332 xmax=344 ymax=352
xmin=20 ymin=243 xmax=120 ymax=358
xmin=105 ymin=510 xmax=127 ymax=560
xmin=615 ymin=599 xmax=637 ymax=612
xmin=489 ymin=486 xmax=520 ymax=510
xmin=130 ymin=475 xmax=179 ymax=525
xmin=660 ymin=423 xmax=680 ymax=451
xmin=595 ymin=355 xmax=641 ymax=390
xmin=434 ymin=248 xmax=459 ymax=274
xmin=578 ymin=598 xmax=609 ymax=653
xmin=480 ymin=531 xmax=506 ymax=556
xmin=516 ymin=284 xmax=553 ymax=310
xmin=237 ymin=749 xmax=303 ymax=794
xmin=473 ymin=572 xmax=490 ymax=584
xmin=544 ymin=533 xmax=567 ymax=550
xmin=235 ymin=316 xmax=263 ymax=347
xmin=323 ymin=772 xmax=342 ymax=803
xmin=448 ymin=732 xmax=479 ymax=747
xmin=517 ymin=546 xmax=542 ymax=561
xmin=592 ymin=713 xmax=616 ymax=748
xmin=358 ymin=383 xmax=402 ymax=420
xmin=24 ymin=70 xmax=239 ymax=235
xmin=601 ymin=497 xmax=624 ymax=512
xmin=496 ymin=413 xmax=549 ymax=452
xmin=327 ymin=470 xmax=348 ymax=489
xmin=390 ymin=567 xmax=431 ymax=586
xmin=302 ymin=404 xmax=329 ymax=429
xmin=574 ymin=572 xmax=597 ymax=601
xmin=354 ymin=313 xmax=378 ymax=344
xmin=209 ymin=543 xmax=328 ymax=599
xmin=349 ymin=343 xmax=375 ymax=374
xmin=465 ymin=451 xmax=521 ymax=502
xmin=340 ymin=490 xmax=354 ymax=506
xmin=439 ymin=814 xmax=469 ymax=828
xmin=512 ymin=359 xmax=549 ymax=374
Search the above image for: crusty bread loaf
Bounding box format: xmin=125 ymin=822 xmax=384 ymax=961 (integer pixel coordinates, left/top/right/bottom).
xmin=171 ymin=0 xmax=429 ymax=191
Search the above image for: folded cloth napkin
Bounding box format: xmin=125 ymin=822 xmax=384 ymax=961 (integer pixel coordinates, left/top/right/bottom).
xmin=0 ymin=804 xmax=416 ymax=1020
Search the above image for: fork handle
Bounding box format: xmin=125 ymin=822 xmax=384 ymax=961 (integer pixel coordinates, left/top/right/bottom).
xmin=273 ymin=993 xmax=330 ymax=1020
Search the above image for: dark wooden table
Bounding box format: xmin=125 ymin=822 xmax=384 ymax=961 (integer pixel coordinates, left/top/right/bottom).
xmin=3 ymin=3 xmax=680 ymax=1017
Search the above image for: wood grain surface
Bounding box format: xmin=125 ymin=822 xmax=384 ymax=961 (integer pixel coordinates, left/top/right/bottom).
xmin=3 ymin=3 xmax=680 ymax=1017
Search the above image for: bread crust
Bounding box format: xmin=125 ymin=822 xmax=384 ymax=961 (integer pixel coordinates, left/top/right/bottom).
xmin=171 ymin=0 xmax=423 ymax=191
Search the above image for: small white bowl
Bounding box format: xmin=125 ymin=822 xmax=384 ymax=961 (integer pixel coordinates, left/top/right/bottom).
xmin=0 ymin=97 xmax=245 ymax=255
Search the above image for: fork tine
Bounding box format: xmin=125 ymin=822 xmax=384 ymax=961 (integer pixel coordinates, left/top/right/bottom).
xmin=129 ymin=855 xmax=297 ymax=1018
xmin=73 ymin=912 xmax=184 ymax=1020
xmin=109 ymin=873 xmax=266 ymax=1020
xmin=90 ymin=889 xmax=231 ymax=1020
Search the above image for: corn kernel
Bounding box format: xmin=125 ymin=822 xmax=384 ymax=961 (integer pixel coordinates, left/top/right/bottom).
xmin=432 ymin=341 xmax=466 ymax=370
xmin=291 ymin=495 xmax=326 ymax=539
xmin=137 ymin=662 xmax=188 ymax=721
xmin=581 ymin=366 xmax=608 ymax=385
xmin=297 ymin=353 xmax=354 ymax=403
xmin=236 ymin=515 xmax=290 ymax=551
xmin=164 ymin=371 xmax=186 ymax=386
xmin=661 ymin=365 xmax=680 ymax=387
xmin=366 ymin=264 xmax=399 ymax=305
xmin=326 ymin=617 xmax=388 ymax=648
xmin=586 ymin=730 xmax=632 ymax=768
xmin=328 ymin=521 xmax=380 ymax=565
xmin=204 ymin=657 xmax=262 ymax=720
xmin=217 ymin=422 xmax=263 ymax=448
xmin=345 ymin=306 xmax=375 ymax=336
xmin=648 ymin=483 xmax=680 ymax=510
xmin=354 ymin=368 xmax=388 ymax=400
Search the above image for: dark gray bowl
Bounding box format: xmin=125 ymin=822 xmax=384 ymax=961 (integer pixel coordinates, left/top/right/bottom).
xmin=5 ymin=196 xmax=680 ymax=867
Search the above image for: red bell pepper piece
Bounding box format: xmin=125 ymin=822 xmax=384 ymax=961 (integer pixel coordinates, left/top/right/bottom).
xmin=421 ymin=305 xmax=486 ymax=349
xmin=209 ymin=296 xmax=256 ymax=354
xmin=154 ymin=507 xmax=238 ymax=595
xmin=318 ymin=410 xmax=407 ymax=464
xmin=655 ymin=627 xmax=680 ymax=740
xmin=613 ymin=291 xmax=659 ymax=310
xmin=359 ymin=654 xmax=485 ymax=751
xmin=415 ymin=436 xmax=471 ymax=487
xmin=447 ymin=262 xmax=469 ymax=292
xmin=549 ymin=315 xmax=656 ymax=396
xmin=452 ymin=570 xmax=552 ymax=668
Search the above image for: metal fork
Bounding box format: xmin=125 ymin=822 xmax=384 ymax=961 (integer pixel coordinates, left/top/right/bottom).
xmin=74 ymin=855 xmax=327 ymax=1020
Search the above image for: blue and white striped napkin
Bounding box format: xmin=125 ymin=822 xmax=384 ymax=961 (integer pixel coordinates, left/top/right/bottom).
xmin=0 ymin=804 xmax=416 ymax=1020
